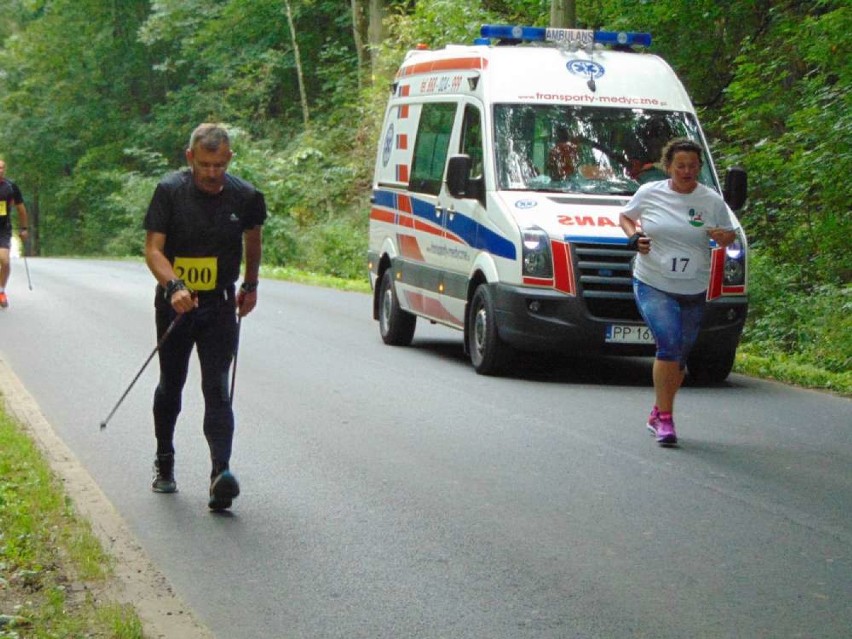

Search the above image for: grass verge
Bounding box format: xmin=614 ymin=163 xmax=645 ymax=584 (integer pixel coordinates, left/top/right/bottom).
xmin=262 ymin=265 xmax=371 ymax=293
xmin=0 ymin=406 xmax=144 ymax=639
xmin=734 ymin=347 xmax=852 ymax=397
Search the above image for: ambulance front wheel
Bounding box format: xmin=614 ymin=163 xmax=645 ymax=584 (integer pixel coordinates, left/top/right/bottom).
xmin=379 ymin=269 xmax=416 ymax=346
xmin=686 ymin=345 xmax=737 ymax=385
xmin=468 ymin=284 xmax=513 ymax=375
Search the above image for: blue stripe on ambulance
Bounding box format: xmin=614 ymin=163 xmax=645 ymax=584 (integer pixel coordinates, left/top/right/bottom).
xmin=564 ymin=235 xmax=630 ymax=245
xmin=374 ymin=189 xmax=516 ymax=260
xmin=372 ymin=189 xmax=397 ymax=210
xmin=446 ymin=209 xmax=516 ymax=259
xmin=410 ymin=196 xmax=435 ymax=223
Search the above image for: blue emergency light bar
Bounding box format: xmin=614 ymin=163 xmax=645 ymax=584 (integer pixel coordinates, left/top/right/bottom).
xmin=479 ymin=24 xmax=652 ymax=48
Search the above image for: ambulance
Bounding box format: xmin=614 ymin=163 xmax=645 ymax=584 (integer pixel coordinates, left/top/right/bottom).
xmin=367 ymin=25 xmax=748 ymax=382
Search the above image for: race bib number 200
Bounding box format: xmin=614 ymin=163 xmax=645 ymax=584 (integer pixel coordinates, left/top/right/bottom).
xmin=173 ymin=256 xmax=218 ymax=291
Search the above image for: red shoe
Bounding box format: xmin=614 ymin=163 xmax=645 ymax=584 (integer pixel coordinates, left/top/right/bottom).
xmin=0 ymin=292 xmax=8 ymax=308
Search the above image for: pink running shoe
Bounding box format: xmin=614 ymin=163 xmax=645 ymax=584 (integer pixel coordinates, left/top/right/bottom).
xmin=656 ymin=414 xmax=678 ymax=446
xmin=0 ymin=292 xmax=7 ymax=308
xmin=646 ymin=406 xmax=660 ymax=436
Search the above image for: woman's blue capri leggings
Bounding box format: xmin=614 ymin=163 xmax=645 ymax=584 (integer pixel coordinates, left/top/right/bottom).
xmin=633 ymin=279 xmax=707 ymax=369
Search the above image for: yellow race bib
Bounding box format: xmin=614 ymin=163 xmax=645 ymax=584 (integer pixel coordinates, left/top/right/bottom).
xmin=173 ymin=256 xmax=218 ymax=291
xmin=0 ymin=202 xmax=7 ymax=217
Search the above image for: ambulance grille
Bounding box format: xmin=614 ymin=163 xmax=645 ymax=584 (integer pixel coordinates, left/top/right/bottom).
xmin=573 ymin=242 xmax=643 ymax=321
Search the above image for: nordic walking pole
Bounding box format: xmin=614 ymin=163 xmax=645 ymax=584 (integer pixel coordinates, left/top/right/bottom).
xmin=99 ymin=314 xmax=183 ymax=430
xmin=22 ymin=237 xmax=32 ymax=290
xmin=23 ymin=253 xmax=32 ymax=290
xmin=229 ymin=313 xmax=242 ymax=406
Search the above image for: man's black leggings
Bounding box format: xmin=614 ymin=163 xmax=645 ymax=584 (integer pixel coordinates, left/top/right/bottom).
xmin=153 ymin=289 xmax=237 ymax=473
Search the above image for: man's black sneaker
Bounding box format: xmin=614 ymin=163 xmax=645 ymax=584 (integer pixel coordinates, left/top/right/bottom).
xmin=208 ymin=469 xmax=240 ymax=511
xmin=152 ymin=454 xmax=177 ymax=493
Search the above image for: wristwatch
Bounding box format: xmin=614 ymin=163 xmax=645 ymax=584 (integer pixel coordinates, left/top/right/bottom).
xmin=164 ymin=278 xmax=187 ymax=300
xmin=240 ymin=281 xmax=258 ymax=294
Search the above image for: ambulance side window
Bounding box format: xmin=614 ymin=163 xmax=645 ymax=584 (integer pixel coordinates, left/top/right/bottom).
xmin=410 ymin=102 xmax=456 ymax=195
xmin=460 ymin=105 xmax=484 ymax=179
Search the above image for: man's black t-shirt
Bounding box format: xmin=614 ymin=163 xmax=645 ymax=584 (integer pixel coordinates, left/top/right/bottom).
xmin=144 ymin=170 xmax=267 ymax=290
xmin=0 ymin=179 xmax=24 ymax=233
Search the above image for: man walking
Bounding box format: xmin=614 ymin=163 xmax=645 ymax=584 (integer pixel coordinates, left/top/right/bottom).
xmin=143 ymin=123 xmax=267 ymax=511
xmin=0 ymin=159 xmax=30 ymax=308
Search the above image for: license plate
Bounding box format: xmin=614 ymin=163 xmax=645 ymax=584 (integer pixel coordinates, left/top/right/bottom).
xmin=605 ymin=324 xmax=655 ymax=344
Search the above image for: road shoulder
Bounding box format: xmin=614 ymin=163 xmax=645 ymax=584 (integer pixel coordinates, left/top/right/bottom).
xmin=0 ymin=356 xmax=216 ymax=639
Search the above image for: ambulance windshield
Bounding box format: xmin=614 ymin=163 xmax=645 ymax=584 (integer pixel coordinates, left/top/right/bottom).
xmin=493 ymin=106 xmax=716 ymax=195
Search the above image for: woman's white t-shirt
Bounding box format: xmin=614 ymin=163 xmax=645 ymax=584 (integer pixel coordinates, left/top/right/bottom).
xmin=621 ymin=180 xmax=734 ymax=295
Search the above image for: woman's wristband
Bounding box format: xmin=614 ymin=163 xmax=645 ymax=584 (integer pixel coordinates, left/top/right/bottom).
xmin=626 ymin=232 xmax=646 ymax=251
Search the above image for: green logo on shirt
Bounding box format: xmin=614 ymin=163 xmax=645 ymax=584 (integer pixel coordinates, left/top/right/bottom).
xmin=688 ymin=208 xmax=706 ymax=227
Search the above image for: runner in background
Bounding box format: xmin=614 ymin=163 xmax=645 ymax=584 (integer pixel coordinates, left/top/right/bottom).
xmin=0 ymin=159 xmax=30 ymax=309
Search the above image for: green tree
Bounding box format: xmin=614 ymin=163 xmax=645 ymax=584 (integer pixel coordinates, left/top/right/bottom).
xmin=715 ymin=2 xmax=851 ymax=284
xmin=0 ymin=0 xmax=158 ymax=254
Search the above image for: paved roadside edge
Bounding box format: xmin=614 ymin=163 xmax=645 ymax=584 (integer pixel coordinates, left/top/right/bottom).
xmin=0 ymin=356 xmax=216 ymax=639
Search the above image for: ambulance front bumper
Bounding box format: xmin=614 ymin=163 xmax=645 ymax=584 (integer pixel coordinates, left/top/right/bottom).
xmin=490 ymin=282 xmax=747 ymax=355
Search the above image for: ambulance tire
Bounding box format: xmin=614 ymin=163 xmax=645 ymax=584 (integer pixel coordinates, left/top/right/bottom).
xmin=378 ymin=269 xmax=416 ymax=346
xmin=686 ymin=346 xmax=736 ymax=385
xmin=468 ymin=284 xmax=512 ymax=376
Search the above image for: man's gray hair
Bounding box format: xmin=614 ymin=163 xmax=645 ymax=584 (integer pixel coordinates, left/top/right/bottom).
xmin=188 ymin=123 xmax=230 ymax=152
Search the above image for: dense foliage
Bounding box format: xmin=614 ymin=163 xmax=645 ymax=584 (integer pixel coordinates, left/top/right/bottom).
xmin=0 ymin=0 xmax=848 ymax=382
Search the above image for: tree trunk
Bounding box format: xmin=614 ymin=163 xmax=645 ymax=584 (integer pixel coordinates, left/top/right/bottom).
xmin=351 ymin=0 xmax=369 ymax=88
xmin=550 ymin=0 xmax=576 ymax=28
xmin=283 ymin=0 xmax=310 ymax=125
xmin=368 ymin=0 xmax=385 ymax=76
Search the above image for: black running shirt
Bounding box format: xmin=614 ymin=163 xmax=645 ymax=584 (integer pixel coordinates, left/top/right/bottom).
xmin=144 ymin=169 xmax=267 ymax=290
xmin=0 ymin=179 xmax=24 ymax=233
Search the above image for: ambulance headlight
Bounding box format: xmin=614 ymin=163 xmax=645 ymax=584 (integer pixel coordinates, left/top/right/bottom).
xmin=724 ymin=238 xmax=745 ymax=285
xmin=522 ymin=227 xmax=553 ymax=278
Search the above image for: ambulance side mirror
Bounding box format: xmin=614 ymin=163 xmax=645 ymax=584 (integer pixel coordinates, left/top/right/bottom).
xmin=446 ymin=154 xmax=472 ymax=198
xmin=723 ymin=166 xmax=748 ymax=212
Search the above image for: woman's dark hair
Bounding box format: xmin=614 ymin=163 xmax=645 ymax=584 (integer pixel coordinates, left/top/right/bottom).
xmin=660 ymin=137 xmax=703 ymax=168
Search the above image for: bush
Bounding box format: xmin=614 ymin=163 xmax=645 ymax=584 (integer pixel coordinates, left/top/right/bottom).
xmin=742 ymin=250 xmax=851 ymax=374
xmin=303 ymin=218 xmax=369 ymax=281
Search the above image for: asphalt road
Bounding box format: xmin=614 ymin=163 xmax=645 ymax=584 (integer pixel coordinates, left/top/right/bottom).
xmin=1 ymin=257 xmax=850 ymax=639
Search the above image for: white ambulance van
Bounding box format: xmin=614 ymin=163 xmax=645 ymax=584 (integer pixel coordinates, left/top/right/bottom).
xmin=368 ymin=25 xmax=748 ymax=382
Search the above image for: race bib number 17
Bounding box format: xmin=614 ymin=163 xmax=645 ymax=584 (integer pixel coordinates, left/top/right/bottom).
xmin=173 ymin=256 xmax=218 ymax=291
xmin=659 ymin=251 xmax=699 ymax=279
